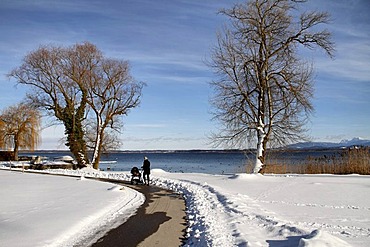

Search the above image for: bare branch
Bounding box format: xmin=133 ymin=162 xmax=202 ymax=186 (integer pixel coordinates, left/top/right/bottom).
xmin=210 ymin=0 xmax=334 ymax=173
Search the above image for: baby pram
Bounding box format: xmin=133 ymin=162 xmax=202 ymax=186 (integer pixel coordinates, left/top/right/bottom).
xmin=130 ymin=166 xmax=143 ymax=185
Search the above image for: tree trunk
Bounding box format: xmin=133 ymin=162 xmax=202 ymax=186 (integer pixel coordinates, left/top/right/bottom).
xmin=90 ymin=114 xmax=104 ymax=169
xmin=63 ymin=112 xmax=89 ymax=168
xmin=67 ymin=130 xmax=89 ymax=168
xmin=60 ymin=96 xmax=90 ymax=168
xmin=13 ymin=134 xmax=19 ymax=161
xmin=253 ymin=126 xmax=266 ymax=174
xmin=253 ymin=89 xmax=266 ymax=174
xmin=91 ymin=130 xmax=104 ymax=169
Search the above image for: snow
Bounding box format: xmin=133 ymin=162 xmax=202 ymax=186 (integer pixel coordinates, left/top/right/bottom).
xmin=1 ymin=166 xmax=369 ymax=247
xmin=151 ymin=171 xmax=369 ymax=247
xmin=0 ymin=168 xmax=145 ymax=247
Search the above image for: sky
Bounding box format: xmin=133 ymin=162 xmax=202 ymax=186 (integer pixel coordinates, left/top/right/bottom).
xmin=0 ymin=0 xmax=369 ymax=150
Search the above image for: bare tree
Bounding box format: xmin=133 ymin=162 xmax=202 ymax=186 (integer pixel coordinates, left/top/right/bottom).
xmin=9 ymin=43 xmax=94 ymax=167
xmin=210 ymin=0 xmax=334 ymax=173
xmin=9 ymin=42 xmax=144 ymax=168
xmin=0 ymin=103 xmax=41 ymax=160
xmin=85 ymin=59 xmax=144 ymax=169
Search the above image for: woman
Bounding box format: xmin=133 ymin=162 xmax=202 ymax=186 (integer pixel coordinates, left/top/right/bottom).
xmin=142 ymin=156 xmax=151 ymax=185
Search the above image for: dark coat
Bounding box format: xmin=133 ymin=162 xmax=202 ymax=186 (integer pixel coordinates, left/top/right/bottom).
xmin=142 ymin=159 xmax=150 ymax=174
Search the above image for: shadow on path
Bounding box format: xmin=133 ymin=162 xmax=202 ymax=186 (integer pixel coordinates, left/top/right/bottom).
xmin=92 ymin=181 xmax=186 ymax=247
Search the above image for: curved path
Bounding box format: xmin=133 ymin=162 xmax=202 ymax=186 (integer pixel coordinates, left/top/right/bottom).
xmin=92 ymin=180 xmax=187 ymax=247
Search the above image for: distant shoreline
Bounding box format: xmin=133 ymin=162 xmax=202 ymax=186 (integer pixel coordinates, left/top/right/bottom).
xmin=18 ymin=146 xmax=362 ymax=154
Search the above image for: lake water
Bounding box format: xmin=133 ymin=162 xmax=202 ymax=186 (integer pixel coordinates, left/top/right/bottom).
xmin=19 ymin=149 xmax=343 ymax=174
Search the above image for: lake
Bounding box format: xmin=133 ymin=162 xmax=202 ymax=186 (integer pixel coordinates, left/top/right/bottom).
xmin=19 ymin=149 xmax=344 ymax=174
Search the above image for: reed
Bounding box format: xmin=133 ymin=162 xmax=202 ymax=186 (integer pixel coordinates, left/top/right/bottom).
xmin=259 ymin=147 xmax=370 ymax=175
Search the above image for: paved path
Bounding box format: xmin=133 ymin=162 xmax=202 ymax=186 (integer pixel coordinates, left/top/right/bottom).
xmin=92 ymin=180 xmax=187 ymax=247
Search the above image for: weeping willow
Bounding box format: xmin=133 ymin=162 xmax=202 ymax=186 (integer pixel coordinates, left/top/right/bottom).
xmin=0 ymin=103 xmax=41 ymax=161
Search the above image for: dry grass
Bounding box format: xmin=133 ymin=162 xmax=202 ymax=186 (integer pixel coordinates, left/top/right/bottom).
xmin=256 ymin=147 xmax=370 ymax=175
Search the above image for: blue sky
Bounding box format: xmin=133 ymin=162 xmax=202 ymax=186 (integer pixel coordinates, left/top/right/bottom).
xmin=0 ymin=0 xmax=369 ymax=150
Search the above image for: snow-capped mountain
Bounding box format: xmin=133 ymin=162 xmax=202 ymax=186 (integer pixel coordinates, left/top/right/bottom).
xmin=339 ymin=137 xmax=370 ymax=146
xmin=287 ymin=137 xmax=370 ymax=149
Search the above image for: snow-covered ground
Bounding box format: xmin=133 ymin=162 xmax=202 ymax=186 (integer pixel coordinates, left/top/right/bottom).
xmin=1 ymin=166 xmax=369 ymax=247
xmin=0 ymin=168 xmax=145 ymax=247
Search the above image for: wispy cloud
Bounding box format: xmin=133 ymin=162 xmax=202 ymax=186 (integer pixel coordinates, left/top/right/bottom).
xmin=2 ymin=0 xmax=370 ymax=149
xmin=127 ymin=123 xmax=167 ymax=129
xmin=303 ymin=0 xmax=370 ymax=83
xmin=124 ymin=136 xmax=205 ymax=143
xmin=315 ymin=42 xmax=370 ymax=83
